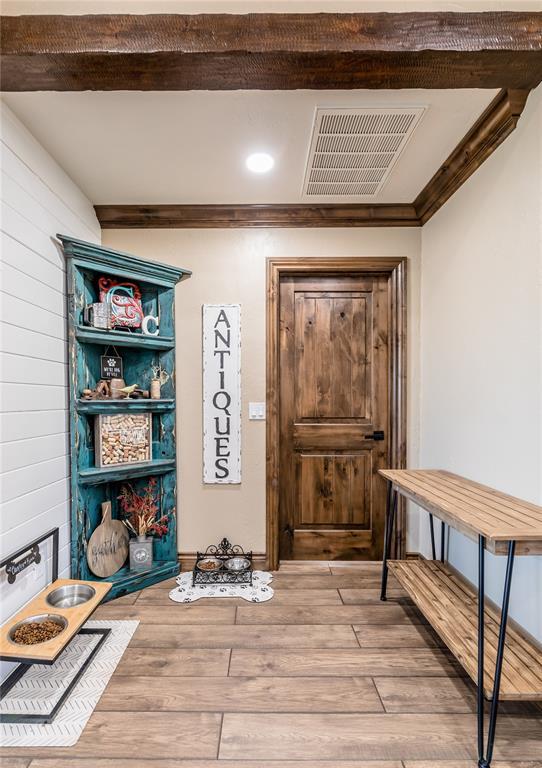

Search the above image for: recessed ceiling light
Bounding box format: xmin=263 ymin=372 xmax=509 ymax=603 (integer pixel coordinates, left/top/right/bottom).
xmin=246 ymin=152 xmax=274 ymax=174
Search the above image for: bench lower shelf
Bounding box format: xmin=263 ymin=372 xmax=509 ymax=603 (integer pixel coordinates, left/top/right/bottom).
xmin=388 ymin=559 xmax=542 ymax=701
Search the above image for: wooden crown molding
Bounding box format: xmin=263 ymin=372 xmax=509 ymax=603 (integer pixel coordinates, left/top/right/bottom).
xmin=2 ymin=12 xmax=541 ymax=91
xmin=94 ymin=89 xmax=531 ymax=229
xmin=95 ymin=204 xmax=419 ymax=229
xmin=414 ymin=89 xmax=530 ymax=225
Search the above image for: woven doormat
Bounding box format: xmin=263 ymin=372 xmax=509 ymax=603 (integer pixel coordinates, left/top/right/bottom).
xmin=169 ymin=570 xmax=274 ymax=603
xmin=0 ymin=619 xmax=138 ymax=747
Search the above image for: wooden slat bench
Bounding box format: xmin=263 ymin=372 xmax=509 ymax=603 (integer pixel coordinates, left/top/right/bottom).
xmin=379 ymin=469 xmax=542 ymax=768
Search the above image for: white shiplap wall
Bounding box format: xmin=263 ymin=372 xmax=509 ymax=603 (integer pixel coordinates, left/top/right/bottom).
xmin=0 ymin=102 xmax=100 ymax=680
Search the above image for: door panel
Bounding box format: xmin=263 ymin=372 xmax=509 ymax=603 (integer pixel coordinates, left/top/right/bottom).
xmin=294 ymin=293 xmax=371 ymax=421
xmin=279 ymin=274 xmax=390 ymax=561
xmin=292 ymin=529 xmax=373 ymax=560
xmin=297 ymin=453 xmax=371 ymax=526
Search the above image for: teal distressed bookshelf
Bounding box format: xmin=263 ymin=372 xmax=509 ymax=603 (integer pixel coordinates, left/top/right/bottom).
xmin=59 ymin=235 xmax=191 ymax=601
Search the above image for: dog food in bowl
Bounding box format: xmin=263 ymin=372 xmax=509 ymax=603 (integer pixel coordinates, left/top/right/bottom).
xmin=9 ymin=614 xmax=67 ymax=645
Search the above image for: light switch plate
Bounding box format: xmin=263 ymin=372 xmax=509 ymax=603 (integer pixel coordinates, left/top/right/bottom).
xmin=249 ymin=402 xmax=265 ymax=420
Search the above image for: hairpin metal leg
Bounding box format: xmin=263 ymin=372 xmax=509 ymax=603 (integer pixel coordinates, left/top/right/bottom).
xmin=429 ymin=513 xmax=436 ymax=560
xmin=477 ymin=539 xmax=516 ymax=768
xmin=440 ymin=521 xmax=446 ymax=563
xmin=380 ymin=483 xmax=397 ymax=601
xmin=477 ymin=535 xmax=486 ymax=762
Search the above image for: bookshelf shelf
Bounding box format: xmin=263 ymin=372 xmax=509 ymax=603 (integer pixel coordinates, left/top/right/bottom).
xmin=79 ymin=460 xmax=177 ymax=486
xmin=77 ymin=399 xmax=175 ymax=414
xmin=75 ymin=326 xmax=175 ymax=350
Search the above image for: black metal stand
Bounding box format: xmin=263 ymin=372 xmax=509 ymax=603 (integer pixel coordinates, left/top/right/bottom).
xmin=0 ymin=627 xmax=111 ymax=725
xmin=193 ymin=538 xmax=253 ymax=587
xmin=0 ymin=529 xmax=113 ymax=726
xmin=477 ymin=536 xmax=516 ymax=768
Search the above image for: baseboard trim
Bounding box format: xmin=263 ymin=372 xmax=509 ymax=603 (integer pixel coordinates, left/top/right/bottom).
xmin=180 ymin=551 xmax=420 ymax=568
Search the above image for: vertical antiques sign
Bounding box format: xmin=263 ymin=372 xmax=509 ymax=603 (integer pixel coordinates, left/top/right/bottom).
xmin=203 ymin=304 xmax=241 ymax=483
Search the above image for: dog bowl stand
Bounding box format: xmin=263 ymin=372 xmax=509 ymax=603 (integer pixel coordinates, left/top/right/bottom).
xmin=0 ymin=528 xmax=112 ymax=724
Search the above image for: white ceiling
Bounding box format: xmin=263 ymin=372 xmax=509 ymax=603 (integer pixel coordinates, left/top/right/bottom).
xmin=2 ymin=89 xmax=499 ymax=204
xmin=3 ymin=1 xmax=540 ymax=12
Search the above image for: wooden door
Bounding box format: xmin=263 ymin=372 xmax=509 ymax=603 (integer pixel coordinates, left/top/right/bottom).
xmin=278 ymin=274 xmax=390 ymax=561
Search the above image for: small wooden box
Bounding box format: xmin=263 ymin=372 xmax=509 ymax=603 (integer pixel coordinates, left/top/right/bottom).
xmin=94 ymin=412 xmax=152 ymax=467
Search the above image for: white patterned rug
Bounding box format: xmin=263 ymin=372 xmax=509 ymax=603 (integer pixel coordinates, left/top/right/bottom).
xmin=0 ymin=619 xmax=138 ymax=747
xmin=169 ymin=570 xmax=274 ymax=602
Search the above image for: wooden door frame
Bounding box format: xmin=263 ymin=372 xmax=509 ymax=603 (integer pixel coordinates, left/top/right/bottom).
xmin=266 ymin=256 xmax=407 ymax=570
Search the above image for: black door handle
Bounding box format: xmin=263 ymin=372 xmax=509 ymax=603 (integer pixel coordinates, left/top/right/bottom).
xmin=365 ymin=430 xmax=385 ymax=441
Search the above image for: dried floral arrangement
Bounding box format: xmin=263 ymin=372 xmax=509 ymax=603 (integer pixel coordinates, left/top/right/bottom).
xmin=151 ymin=362 xmax=170 ymax=385
xmin=118 ymin=477 xmax=170 ymax=538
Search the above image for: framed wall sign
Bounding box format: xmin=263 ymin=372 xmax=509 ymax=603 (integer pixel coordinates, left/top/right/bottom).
xmin=100 ymin=353 xmax=123 ymax=379
xmin=94 ymin=413 xmax=152 ymax=467
xmin=202 ymin=304 xmax=241 ymax=484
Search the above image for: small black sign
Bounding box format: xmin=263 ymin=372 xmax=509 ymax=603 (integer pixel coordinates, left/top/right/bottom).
xmin=100 ymin=354 xmax=123 ymax=379
xmin=5 ymin=545 xmax=41 ymax=584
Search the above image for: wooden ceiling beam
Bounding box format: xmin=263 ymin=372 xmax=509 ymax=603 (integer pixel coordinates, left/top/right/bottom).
xmin=2 ymin=12 xmax=542 ymax=91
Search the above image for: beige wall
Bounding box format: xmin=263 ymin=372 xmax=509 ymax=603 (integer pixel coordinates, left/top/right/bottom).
xmin=103 ymin=228 xmax=421 ymax=555
xmin=419 ymin=85 xmax=542 ymax=641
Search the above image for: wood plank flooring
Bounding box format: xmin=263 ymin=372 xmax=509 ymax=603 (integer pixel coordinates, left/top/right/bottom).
xmin=1 ymin=561 xmax=540 ymax=767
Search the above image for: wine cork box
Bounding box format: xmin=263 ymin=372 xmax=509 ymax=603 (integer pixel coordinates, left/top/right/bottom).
xmin=94 ymin=413 xmax=152 ymax=467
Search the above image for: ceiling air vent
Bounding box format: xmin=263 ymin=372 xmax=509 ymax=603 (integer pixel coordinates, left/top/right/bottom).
xmin=302 ymin=107 xmax=426 ymax=198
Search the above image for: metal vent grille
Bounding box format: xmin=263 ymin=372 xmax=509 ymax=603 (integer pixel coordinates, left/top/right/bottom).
xmin=303 ymin=107 xmax=425 ymax=198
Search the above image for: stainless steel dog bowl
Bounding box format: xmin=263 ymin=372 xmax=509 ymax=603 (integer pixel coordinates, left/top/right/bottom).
xmin=224 ymin=556 xmax=250 ymax=571
xmin=8 ymin=613 xmax=68 ymax=645
xmin=196 ymin=557 xmax=222 ymax=571
xmin=46 ymin=584 xmax=96 ymax=609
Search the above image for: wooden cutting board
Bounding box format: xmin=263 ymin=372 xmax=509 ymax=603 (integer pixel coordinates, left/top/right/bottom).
xmin=87 ymin=501 xmax=129 ymax=577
